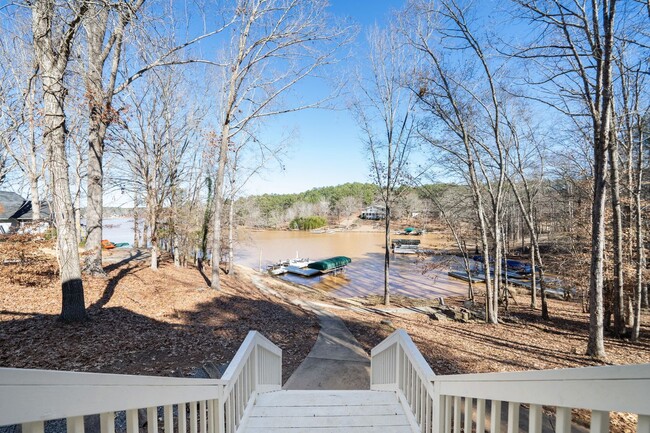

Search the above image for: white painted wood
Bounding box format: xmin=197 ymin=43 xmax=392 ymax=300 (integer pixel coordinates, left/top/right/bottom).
xmin=397 ymin=389 xmax=425 ymax=433
xmin=250 ymin=403 xmax=406 ymax=417
xmin=371 ymin=330 xmax=436 ymax=383
xmin=147 ymin=407 xmax=157 ymax=433
xmin=453 ymin=396 xmax=461 ymax=433
xmin=243 ymin=428 xmax=413 ymax=433
xmin=436 ymin=376 xmax=650 ymax=414
xmin=476 ymin=398 xmax=486 ymax=433
xmin=190 ymin=402 xmax=198 ymax=433
xmin=246 ymin=414 xmax=409 ymax=428
xmin=199 ymin=401 xmax=207 ymax=433
xmin=590 ymin=410 xmax=609 ymax=433
xmin=22 ymin=421 xmax=44 ymax=433
xmin=125 ymin=409 xmax=138 ymax=433
xmin=216 ymin=398 xmax=225 ymax=433
xmin=99 ymin=412 xmax=115 ymax=433
xmin=490 ymin=400 xmax=501 ymax=433
xmin=464 ymin=397 xmax=472 ymax=433
xmin=444 ymin=395 xmax=452 ymax=433
xmin=529 ymin=404 xmax=542 ymax=433
xmin=434 ymin=393 xmax=445 ymax=433
xmin=240 ymin=390 xmax=417 ymax=433
xmin=508 ymin=402 xmax=520 ymax=433
xmin=0 ymin=381 xmax=222 ymax=425
xmin=163 ymin=405 xmax=173 ymax=433
xmin=555 ymin=407 xmax=571 ymax=433
xmin=67 ymin=416 xmax=84 ymax=433
xmin=178 ymin=403 xmax=187 ymax=433
xmin=255 ymin=390 xmax=398 ymax=406
xmin=207 ymin=400 xmax=215 ymax=433
xmin=638 ymin=415 xmax=650 ymax=433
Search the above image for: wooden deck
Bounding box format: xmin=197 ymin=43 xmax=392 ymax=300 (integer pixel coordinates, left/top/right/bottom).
xmin=240 ymin=390 xmax=417 ymax=432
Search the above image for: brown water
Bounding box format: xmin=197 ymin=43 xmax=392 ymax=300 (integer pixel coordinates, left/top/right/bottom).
xmin=234 ymin=230 xmax=470 ymax=299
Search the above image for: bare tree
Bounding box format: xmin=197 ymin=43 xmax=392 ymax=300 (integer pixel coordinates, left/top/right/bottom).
xmin=30 ymin=0 xmax=88 ymax=321
xmin=512 ymin=0 xmax=636 ymax=358
xmin=209 ymin=0 xmax=350 ymax=289
xmin=81 ymin=0 xmax=228 ymax=274
xmin=0 ymin=17 xmax=46 ymax=220
xmin=405 ymin=0 xmax=512 ymax=323
xmin=353 ymin=25 xmax=417 ymax=306
xmin=115 ymin=69 xmax=201 ymax=270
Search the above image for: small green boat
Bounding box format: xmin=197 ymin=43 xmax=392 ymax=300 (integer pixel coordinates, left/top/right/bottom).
xmin=307 ymin=256 xmax=352 ymax=272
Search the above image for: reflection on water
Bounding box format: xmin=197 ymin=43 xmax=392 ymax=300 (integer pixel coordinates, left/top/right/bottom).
xmin=235 ymin=230 xmax=470 ymax=299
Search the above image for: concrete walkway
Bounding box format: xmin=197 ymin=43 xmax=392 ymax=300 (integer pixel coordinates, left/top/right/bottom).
xmin=283 ymin=309 xmax=370 ymax=390
xmin=249 ymin=273 xmax=371 ymax=390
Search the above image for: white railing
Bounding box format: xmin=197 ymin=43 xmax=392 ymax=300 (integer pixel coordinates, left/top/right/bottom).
xmin=371 ymin=329 xmax=650 ymax=433
xmin=220 ymin=331 xmax=282 ymax=433
xmin=0 ymin=330 xmax=282 ymax=433
xmin=371 ymin=329 xmax=437 ymax=432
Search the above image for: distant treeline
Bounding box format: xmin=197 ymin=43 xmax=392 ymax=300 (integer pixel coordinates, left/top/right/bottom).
xmin=234 ymin=182 xmax=461 ymax=228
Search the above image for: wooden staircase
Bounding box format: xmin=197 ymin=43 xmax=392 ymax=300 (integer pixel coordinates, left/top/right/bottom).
xmin=1 ymin=330 xmax=649 ymax=433
xmin=240 ymin=390 xmax=416 ymax=432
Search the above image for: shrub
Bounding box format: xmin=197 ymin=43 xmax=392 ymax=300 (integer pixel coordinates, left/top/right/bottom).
xmin=289 ymin=216 xmax=328 ymax=230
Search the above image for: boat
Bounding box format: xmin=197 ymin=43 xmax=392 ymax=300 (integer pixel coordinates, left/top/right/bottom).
xmin=393 ymin=245 xmax=419 ymax=254
xmin=267 ymin=257 xmax=312 ymax=275
xmin=307 ymin=256 xmax=352 ymax=274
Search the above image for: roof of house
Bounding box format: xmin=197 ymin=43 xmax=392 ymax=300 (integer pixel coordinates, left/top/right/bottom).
xmin=0 ymin=191 xmax=49 ymax=221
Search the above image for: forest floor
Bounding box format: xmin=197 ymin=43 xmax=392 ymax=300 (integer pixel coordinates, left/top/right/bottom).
xmin=0 ymin=235 xmax=318 ymax=383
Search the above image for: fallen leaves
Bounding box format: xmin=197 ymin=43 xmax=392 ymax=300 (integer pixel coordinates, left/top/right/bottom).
xmin=0 ymin=235 xmax=318 ymax=383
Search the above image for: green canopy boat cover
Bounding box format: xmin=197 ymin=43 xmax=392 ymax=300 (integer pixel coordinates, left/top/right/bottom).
xmin=307 ymin=256 xmax=352 ymax=271
xmin=404 ymin=227 xmax=415 ymax=233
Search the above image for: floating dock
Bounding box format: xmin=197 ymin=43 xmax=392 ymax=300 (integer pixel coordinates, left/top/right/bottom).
xmin=285 ymin=266 xmax=321 ymax=277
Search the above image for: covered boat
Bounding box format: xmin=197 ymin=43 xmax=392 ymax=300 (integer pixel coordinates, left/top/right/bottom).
xmin=307 ymin=256 xmax=352 ymax=272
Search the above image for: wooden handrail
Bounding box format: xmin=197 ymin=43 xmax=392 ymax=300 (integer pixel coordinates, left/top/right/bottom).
xmin=370 ymin=329 xmax=650 ymax=433
xmin=0 ymin=330 xmax=283 ymax=433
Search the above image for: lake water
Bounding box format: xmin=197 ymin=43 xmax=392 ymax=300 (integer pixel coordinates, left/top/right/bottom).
xmin=235 ymin=230 xmax=470 ymax=299
xmin=101 ymin=219 xmax=471 ymax=299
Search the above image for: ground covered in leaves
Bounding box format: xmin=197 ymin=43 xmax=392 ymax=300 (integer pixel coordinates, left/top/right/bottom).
xmin=337 ymin=292 xmax=650 ymax=433
xmin=0 ymin=236 xmax=318 ymax=382
xmin=338 ymin=291 xmax=650 ymax=374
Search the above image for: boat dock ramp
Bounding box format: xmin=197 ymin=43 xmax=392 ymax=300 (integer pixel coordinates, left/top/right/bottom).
xmin=447 ymin=270 xmax=575 ymax=299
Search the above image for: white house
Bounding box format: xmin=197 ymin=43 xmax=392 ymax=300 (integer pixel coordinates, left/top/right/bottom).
xmin=360 ymin=205 xmax=386 ymax=220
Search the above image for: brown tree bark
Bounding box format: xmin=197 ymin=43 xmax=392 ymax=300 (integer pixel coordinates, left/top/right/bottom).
xmin=31 ymin=0 xmax=88 ymax=321
xmin=608 ymin=119 xmax=625 ymax=337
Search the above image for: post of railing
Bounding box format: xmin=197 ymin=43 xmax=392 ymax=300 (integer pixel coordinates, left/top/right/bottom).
xmin=216 ymin=384 xmax=225 ymax=433
xmin=395 ymin=341 xmax=401 ymax=392
xmin=432 ymin=385 xmax=443 ymax=433
xmin=253 ymin=343 xmax=259 ymax=391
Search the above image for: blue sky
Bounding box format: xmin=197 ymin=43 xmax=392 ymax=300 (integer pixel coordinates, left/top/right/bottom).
xmin=240 ymin=0 xmax=407 ymax=196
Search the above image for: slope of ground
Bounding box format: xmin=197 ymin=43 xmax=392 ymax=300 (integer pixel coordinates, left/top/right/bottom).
xmin=0 ymin=236 xmax=318 ymax=382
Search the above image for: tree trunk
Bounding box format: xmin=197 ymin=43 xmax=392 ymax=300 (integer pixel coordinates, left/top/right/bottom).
xmin=142 ymin=219 xmax=148 ymax=248
xmin=133 ymin=197 xmax=140 ymax=249
xmin=227 ymin=195 xmax=235 ymax=275
xmin=83 ymin=6 xmax=110 ymax=275
xmin=85 ymin=119 xmax=107 ymax=273
xmin=632 ymin=130 xmax=645 ymax=341
xmin=587 ymin=0 xmax=616 ymax=360
xmin=32 ymin=1 xmax=86 ymax=322
xmin=383 ymin=205 xmax=391 ymax=306
xmin=150 ymin=212 xmax=158 ymax=271
xmin=211 ymin=127 xmax=230 ymax=289
xmin=530 ymin=236 xmax=537 ymax=309
xmin=608 ymin=122 xmax=625 ymax=337
xmin=29 ymin=174 xmax=41 ymax=221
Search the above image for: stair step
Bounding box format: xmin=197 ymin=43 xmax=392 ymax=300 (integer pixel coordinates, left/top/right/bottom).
xmin=240 ymin=390 xmax=416 ymax=433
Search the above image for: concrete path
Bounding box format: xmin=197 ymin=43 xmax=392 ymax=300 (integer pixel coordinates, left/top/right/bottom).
xmin=249 ymin=273 xmax=370 ymax=390
xmin=283 ymin=309 xmax=370 ymax=390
